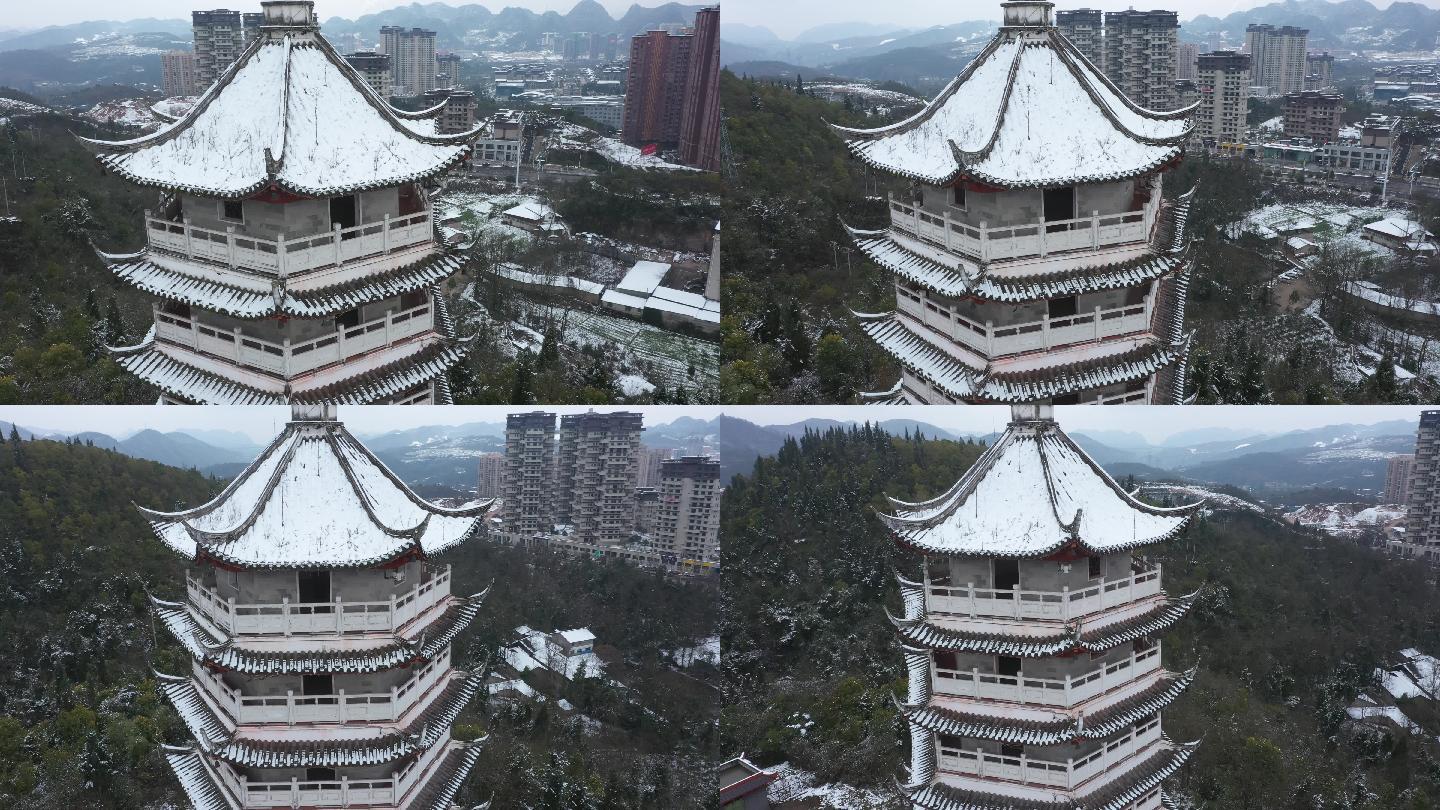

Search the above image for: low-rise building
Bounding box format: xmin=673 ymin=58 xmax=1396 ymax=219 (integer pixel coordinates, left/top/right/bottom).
xmin=1363 ymin=216 xmax=1438 ymax=254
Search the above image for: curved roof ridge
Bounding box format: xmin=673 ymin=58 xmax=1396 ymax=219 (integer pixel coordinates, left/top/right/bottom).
xmin=946 ymin=38 xmax=1028 ymax=168
xmin=1048 ymin=29 xmax=1198 ymax=127
xmin=323 ymin=428 xmax=432 ymax=540
xmin=1031 ymin=421 xmax=1078 ymax=538
xmin=332 ymin=428 xmax=495 ymax=518
xmin=828 ymin=33 xmax=1012 ymax=141
xmin=181 ymin=430 xmax=304 ymax=546
xmin=1045 ymin=428 xmax=1203 ymax=518
xmin=881 ymin=429 xmax=1015 ymax=521
xmin=137 ymin=424 xmax=298 ymax=522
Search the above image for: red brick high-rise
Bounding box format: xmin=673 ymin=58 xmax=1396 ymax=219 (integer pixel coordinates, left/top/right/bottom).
xmin=679 ymin=7 xmax=720 ymax=171
xmin=622 ymin=6 xmax=719 ymax=171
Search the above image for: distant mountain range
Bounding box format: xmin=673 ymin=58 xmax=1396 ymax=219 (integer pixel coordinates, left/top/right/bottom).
xmin=0 ymin=0 xmax=706 ymax=95
xmin=722 ymin=0 xmax=1440 ymax=86
xmin=719 ymin=416 xmax=1420 ymax=501
xmin=0 ymin=414 xmax=718 ymax=497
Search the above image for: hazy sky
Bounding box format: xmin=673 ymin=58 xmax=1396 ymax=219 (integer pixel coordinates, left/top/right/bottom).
xmin=729 ymin=405 xmax=1430 ymax=443
xmin=5 ymin=0 xmax=648 ymax=30
xmin=722 ymin=0 xmax=1440 ymax=39
xmin=0 ymin=405 xmax=727 ymax=443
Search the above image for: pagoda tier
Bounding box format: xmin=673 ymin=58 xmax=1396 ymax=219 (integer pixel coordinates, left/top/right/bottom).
xmin=86 ymin=1 xmax=480 ymax=405
xmin=145 ymin=405 xmax=494 ymax=810
xmin=839 ymin=0 xmax=1198 ymax=406
xmin=887 ymin=404 xmax=1201 ymax=810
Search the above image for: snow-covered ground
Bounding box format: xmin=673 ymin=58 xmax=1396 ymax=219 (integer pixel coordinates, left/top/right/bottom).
xmin=767 ymin=763 xmax=895 ymax=809
xmin=84 ymin=98 xmax=163 ymax=130
xmin=1284 ymin=503 xmax=1404 ymax=537
xmin=1229 ymin=201 xmax=1395 ymax=242
xmin=668 ymin=635 xmax=719 ymax=667
xmin=548 ymin=121 xmax=701 ymax=171
xmin=1140 ymin=484 xmax=1266 ymax=515
xmin=0 ymin=97 xmax=49 ymax=116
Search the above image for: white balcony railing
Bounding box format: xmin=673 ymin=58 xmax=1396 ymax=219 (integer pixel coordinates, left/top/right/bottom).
xmin=937 ymin=716 xmax=1162 ymax=790
xmin=927 ymin=563 xmax=1161 ymax=621
xmin=144 ymin=209 xmax=433 ymax=279
xmin=153 ymin=298 xmax=434 ymax=378
xmin=888 ymin=194 xmax=1158 ymax=264
xmin=216 ymin=728 xmax=451 ymax=809
xmin=897 ymin=289 xmax=1152 ymax=357
xmin=932 ymin=644 xmax=1162 ymax=708
xmin=186 ymin=566 xmax=451 ymax=637
xmin=195 ymin=647 xmax=452 ymax=726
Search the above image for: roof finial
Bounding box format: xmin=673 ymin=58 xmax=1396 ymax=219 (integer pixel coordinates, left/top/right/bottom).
xmin=1010 ymin=402 xmax=1054 ymax=424
xmin=260 ymin=1 xmax=318 ymax=33
xmin=291 ymin=404 xmax=337 ymax=422
xmin=1001 ymin=1 xmax=1055 ymax=28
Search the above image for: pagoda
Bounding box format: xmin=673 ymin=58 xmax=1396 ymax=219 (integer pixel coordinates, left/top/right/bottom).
xmin=886 ymin=403 xmax=1202 ymax=810
xmin=86 ymin=1 xmax=480 ymax=404
xmin=145 ymin=404 xmax=495 ymax=810
xmin=834 ymin=0 xmax=1198 ymax=405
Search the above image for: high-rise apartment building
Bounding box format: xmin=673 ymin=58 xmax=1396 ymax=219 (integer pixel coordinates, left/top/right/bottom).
xmin=344 ymin=51 xmax=392 ymax=98
xmin=380 ymin=26 xmax=437 ymax=97
xmin=1387 ymin=454 xmax=1415 ymax=505
xmin=1245 ymin=24 xmax=1308 ymax=96
xmin=638 ymin=446 xmax=671 ymax=487
xmin=503 ymin=412 xmax=557 ymax=536
xmin=1178 ymin=41 xmax=1199 ymax=81
xmin=437 ymin=52 xmax=463 ymax=87
xmin=1399 ymin=412 xmax=1440 ymax=563
xmin=623 ymin=7 xmax=719 ymax=170
xmin=679 ymin=6 xmax=720 ymax=171
xmin=161 ymin=51 xmax=198 ymax=97
xmin=655 ymin=456 xmax=721 ymax=563
xmin=1103 ymin=9 xmax=1179 ymax=110
xmin=1283 ymin=91 xmax=1345 ymax=144
xmin=557 ymin=412 xmax=644 ymax=544
xmin=477 ymin=452 xmax=504 ymax=499
xmin=1056 ymin=8 xmax=1104 ymax=69
xmin=191 ymin=9 xmax=263 ymax=88
xmin=1196 ymin=50 xmax=1251 ymax=143
xmin=1307 ymin=52 xmax=1335 ymax=89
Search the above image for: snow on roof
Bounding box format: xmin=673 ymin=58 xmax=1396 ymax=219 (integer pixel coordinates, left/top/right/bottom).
xmin=502 ymin=200 xmax=555 ymax=221
xmin=615 ymin=260 xmax=672 ymax=296
xmin=1345 ymin=281 xmax=1440 ymax=317
xmin=138 ymin=412 xmax=493 ymax=568
xmin=1363 ymin=216 xmax=1437 ymax=249
xmin=833 ymin=26 xmax=1191 ymax=187
xmin=880 ymin=407 xmax=1200 ymax=557
xmin=558 ymin=628 xmax=595 ymax=644
xmin=1286 ymin=236 xmax=1317 ymax=250
xmin=86 ymin=33 xmax=476 ymax=198
xmin=601 ymin=288 xmax=649 ymax=310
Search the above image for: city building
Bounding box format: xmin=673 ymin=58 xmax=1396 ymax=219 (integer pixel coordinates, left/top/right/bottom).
xmin=1178 ymin=41 xmax=1199 ymax=81
xmin=639 ymin=445 xmax=671 ymax=486
xmin=1387 ymin=454 xmax=1415 ymax=504
xmin=149 ymin=404 xmax=494 ymax=810
xmin=89 ymin=1 xmax=482 ymax=404
xmin=422 ymin=88 xmax=478 ymax=134
xmin=679 ymin=6 xmax=720 ymax=171
xmin=1196 ymin=50 xmax=1251 ymax=144
xmin=344 ymin=50 xmax=393 ymax=98
xmin=623 ymin=25 xmax=694 ymax=153
xmin=191 ymin=8 xmax=263 ymax=88
xmin=1174 ymin=78 xmax=1199 ymax=110
xmin=437 ymin=52 xmax=463 ymax=88
xmin=161 ymin=50 xmax=199 ymax=97
xmin=1320 ymin=142 xmax=1390 ymax=173
xmin=635 ymin=486 xmax=660 ymax=534
xmin=655 ymin=456 xmax=721 ymax=563
xmin=1245 ymin=24 xmax=1309 ymax=97
xmin=381 ymin=26 xmax=438 ymax=97
xmin=1056 ymin=8 xmax=1103 ymax=69
xmin=1396 ymin=412 xmax=1440 ymax=563
xmin=837 ymin=1 xmax=1198 ymax=405
xmin=503 ymin=411 xmax=557 ymax=535
xmin=1307 ymin=52 xmax=1335 ymax=89
xmin=556 ymin=411 xmax=644 ymax=544
xmin=475 ymin=110 xmax=523 ymax=166
xmin=719 ymin=756 xmax=777 ymax=810
xmin=1283 ymin=91 xmax=1345 ymax=144
xmin=1103 ymin=9 xmax=1179 ymax=110
xmin=477 ymin=451 xmax=504 ymax=499
xmin=890 ymin=403 xmax=1201 ymax=810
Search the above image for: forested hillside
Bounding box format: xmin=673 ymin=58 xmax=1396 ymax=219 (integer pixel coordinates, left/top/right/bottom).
xmin=0 ymin=431 xmax=716 ymax=809
xmin=720 ymin=426 xmax=1440 ymax=808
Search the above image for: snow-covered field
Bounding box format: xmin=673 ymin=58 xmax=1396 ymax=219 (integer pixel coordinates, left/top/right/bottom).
xmin=1285 ymin=502 xmax=1404 ymax=537
xmin=549 ymin=121 xmax=700 ymax=171
xmin=1230 ymin=201 xmax=1394 ymax=242
xmin=767 ymin=763 xmax=896 ymax=809
xmin=84 ymin=98 xmax=162 ymax=130
xmin=1141 ymin=484 xmax=1266 ymax=515
xmin=528 ymin=302 xmax=719 ymax=392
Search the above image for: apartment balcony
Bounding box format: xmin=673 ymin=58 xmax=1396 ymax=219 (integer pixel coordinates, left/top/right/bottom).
xmin=926 ymin=560 xmax=1162 ymax=621
xmin=897 ymin=294 xmax=1152 ymax=357
xmin=186 ymin=566 xmax=451 ymax=636
xmin=153 ymin=297 xmax=434 ymax=378
xmin=144 ymin=208 xmax=433 ymax=279
xmin=936 ymin=716 xmax=1163 ymax=790
xmin=194 ymin=647 xmax=452 ymax=726
xmin=932 ymin=644 xmax=1163 ymax=707
xmin=212 ymin=727 xmax=452 ymax=808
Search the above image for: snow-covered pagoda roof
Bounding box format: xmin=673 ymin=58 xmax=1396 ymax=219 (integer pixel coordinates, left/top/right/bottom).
xmin=138 ymin=407 xmax=492 ymax=568
xmin=904 ymin=741 xmax=1197 ymax=810
xmin=153 ymin=589 xmax=487 ymax=674
xmin=879 ymin=404 xmax=1199 ymax=556
xmin=890 ymin=589 xmax=1200 ymax=657
xmin=831 ymin=1 xmax=1193 ymax=188
xmin=82 ymin=2 xmax=479 ymax=199
xmin=901 ymin=667 xmax=1195 ymax=745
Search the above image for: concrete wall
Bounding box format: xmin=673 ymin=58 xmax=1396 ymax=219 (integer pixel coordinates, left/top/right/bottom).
xmin=208 ymin=559 xmax=425 ymax=604
xmin=932 ymin=553 xmax=1134 ymax=591
xmin=943 ymin=284 xmax=1147 ymax=329
xmin=194 ymin=290 xmax=417 ymax=344
xmin=916 ymin=180 xmax=1136 ymax=229
xmin=179 ymin=186 xmax=406 ymax=241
